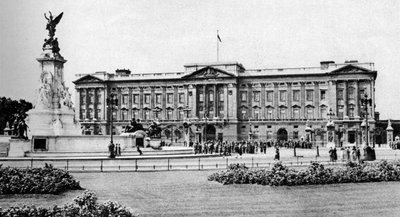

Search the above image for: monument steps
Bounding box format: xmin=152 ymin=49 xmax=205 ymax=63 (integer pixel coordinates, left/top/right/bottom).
xmin=25 ymin=147 xmax=194 ymax=158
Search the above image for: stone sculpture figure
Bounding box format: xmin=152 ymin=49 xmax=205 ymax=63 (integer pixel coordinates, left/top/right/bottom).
xmin=44 ymin=11 xmax=63 ymax=38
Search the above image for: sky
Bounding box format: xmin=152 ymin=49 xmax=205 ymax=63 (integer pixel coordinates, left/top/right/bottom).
xmin=0 ymin=0 xmax=399 ymax=119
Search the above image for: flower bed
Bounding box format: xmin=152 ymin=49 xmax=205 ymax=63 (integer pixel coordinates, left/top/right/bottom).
xmin=0 ymin=190 xmax=138 ymax=216
xmin=208 ymin=160 xmax=400 ymax=186
xmin=0 ymin=164 xmax=82 ymax=194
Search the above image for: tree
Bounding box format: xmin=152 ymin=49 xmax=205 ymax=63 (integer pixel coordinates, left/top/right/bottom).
xmin=0 ymin=97 xmax=33 ymax=134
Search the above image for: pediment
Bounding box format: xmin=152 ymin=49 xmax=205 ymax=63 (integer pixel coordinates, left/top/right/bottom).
xmin=182 ymin=66 xmax=236 ymax=79
xmin=73 ymin=75 xmax=104 ymax=84
xmin=330 ymin=65 xmax=372 ymax=74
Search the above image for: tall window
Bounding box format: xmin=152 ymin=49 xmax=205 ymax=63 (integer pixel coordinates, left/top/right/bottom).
xmin=321 ymin=107 xmax=327 ymax=119
xmin=208 ymin=91 xmax=214 ymax=102
xmin=267 ymin=131 xmax=273 ymax=140
xmin=132 ymin=109 xmax=139 ymax=120
xmin=178 ymin=109 xmax=184 ymax=120
xmin=122 ymin=94 xmax=128 ymax=105
xmin=179 ymin=93 xmax=185 ymax=103
xmin=167 ymin=93 xmax=173 ymax=104
xmin=293 ymin=131 xmax=299 ymax=139
xmin=156 ymin=94 xmax=161 ymax=104
xmin=306 ymin=107 xmax=314 ymax=119
xmin=241 ymin=109 xmax=247 ymax=119
xmin=266 ymin=108 xmax=273 ymax=119
xmin=167 ymin=109 xmax=173 ymax=120
xmin=253 ymin=91 xmax=260 ymax=102
xmin=122 ymin=110 xmax=128 ymax=120
xmin=348 ymin=87 xmax=355 ymax=99
xmin=306 ymin=90 xmax=313 ymax=101
xmin=81 ymin=91 xmax=86 ymax=105
xmin=112 ymin=111 xmax=117 ymax=120
xmin=133 ymin=94 xmax=139 ymax=104
xmin=144 ymin=110 xmax=150 ymax=120
xmin=279 ymin=108 xmax=286 ymax=119
xmin=219 ymin=91 xmax=224 ymax=102
xmin=254 ymin=108 xmax=260 ymax=119
xmin=266 ymin=91 xmax=273 ymax=102
xmin=240 ymin=91 xmax=247 ymax=102
xmin=144 ymin=94 xmax=150 ymax=104
xmin=96 ymin=109 xmax=101 ymax=119
xmin=293 ymin=108 xmax=300 ymax=119
xmin=337 ymin=89 xmax=344 ymax=100
xmin=89 ymin=94 xmax=94 ymax=104
xmin=320 ymin=90 xmax=326 ymax=101
xmin=88 ymin=108 xmax=93 ymax=119
xmin=199 ymin=92 xmax=204 ymax=102
xmin=81 ymin=109 xmax=86 ymax=119
xmin=280 ymin=91 xmax=286 ymax=102
xmin=293 ymin=90 xmax=300 ymax=102
xmin=338 ymin=105 xmax=344 ymax=119
xmin=348 ymin=104 xmax=355 ymax=118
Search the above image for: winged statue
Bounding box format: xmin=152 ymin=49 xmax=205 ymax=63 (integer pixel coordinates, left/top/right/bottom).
xmin=44 ymin=11 xmax=63 ymax=38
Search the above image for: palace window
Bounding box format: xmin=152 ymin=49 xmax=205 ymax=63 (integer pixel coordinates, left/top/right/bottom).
xmin=254 ymin=108 xmax=260 ymax=119
xmin=209 ymin=91 xmax=214 ymax=102
xmin=167 ymin=93 xmax=173 ymax=104
xmin=199 ymin=92 xmax=204 ymax=102
xmin=144 ymin=94 xmax=150 ymax=104
xmin=144 ymin=110 xmax=150 ymax=120
xmin=306 ymin=107 xmax=314 ymax=119
xmin=81 ymin=109 xmax=86 ymax=119
xmin=338 ymin=105 xmax=344 ymax=119
xmin=320 ymin=107 xmax=327 ymax=119
xmin=337 ymin=89 xmax=344 ymax=100
xmin=112 ymin=111 xmax=117 ymax=120
xmin=122 ymin=110 xmax=128 ymax=120
xmin=156 ymin=94 xmax=161 ymax=104
xmin=241 ymin=109 xmax=247 ymax=119
xmin=320 ymin=90 xmax=326 ymax=101
xmin=179 ymin=93 xmax=185 ymax=104
xmin=240 ymin=91 xmax=247 ymax=102
xmin=253 ymin=91 xmax=260 ymax=102
xmin=96 ymin=109 xmax=101 ymax=119
xmin=293 ymin=131 xmax=299 ymax=139
xmin=167 ymin=109 xmax=173 ymax=120
xmin=293 ymin=90 xmax=300 ymax=102
xmin=88 ymin=108 xmax=93 ymax=119
xmin=122 ymin=94 xmax=128 ymax=105
xmin=266 ymin=91 xmax=273 ymax=102
xmin=280 ymin=91 xmax=286 ymax=102
xmin=266 ymin=108 xmax=273 ymax=119
xmin=132 ymin=110 xmax=139 ymax=120
xmin=219 ymin=91 xmax=224 ymax=101
xmin=267 ymin=131 xmax=273 ymax=140
xmin=279 ymin=108 xmax=286 ymax=119
xmin=133 ymin=94 xmax=139 ymax=104
xmin=96 ymin=91 xmax=102 ymax=104
xmin=293 ymin=108 xmax=300 ymax=119
xmin=348 ymin=87 xmax=355 ymax=99
xmin=178 ymin=109 xmax=184 ymax=120
xmin=306 ymin=90 xmax=313 ymax=101
xmin=81 ymin=92 xmax=86 ymax=105
xmin=348 ymin=104 xmax=355 ymax=118
xmin=89 ymin=94 xmax=94 ymax=104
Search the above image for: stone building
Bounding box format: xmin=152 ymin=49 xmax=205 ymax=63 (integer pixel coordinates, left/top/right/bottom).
xmin=73 ymin=60 xmax=377 ymax=146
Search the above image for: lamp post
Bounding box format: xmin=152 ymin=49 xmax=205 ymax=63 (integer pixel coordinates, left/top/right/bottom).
xmin=183 ymin=105 xmax=192 ymax=145
xmin=360 ymin=93 xmax=372 ymax=147
xmin=203 ymin=112 xmax=208 ymax=144
xmin=106 ymin=93 xmax=118 ymax=158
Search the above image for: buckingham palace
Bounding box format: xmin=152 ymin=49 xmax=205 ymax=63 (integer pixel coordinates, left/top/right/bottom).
xmin=73 ymin=60 xmax=377 ymax=146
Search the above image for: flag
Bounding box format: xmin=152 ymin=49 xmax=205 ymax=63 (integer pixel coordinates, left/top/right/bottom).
xmin=217 ymin=33 xmax=222 ymax=42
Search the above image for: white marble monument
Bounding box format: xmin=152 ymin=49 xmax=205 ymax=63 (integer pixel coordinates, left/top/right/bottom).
xmin=26 ymin=11 xmax=81 ymax=136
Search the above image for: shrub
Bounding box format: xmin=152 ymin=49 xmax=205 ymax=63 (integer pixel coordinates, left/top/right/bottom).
xmin=0 ymin=164 xmax=82 ymax=194
xmin=208 ymin=160 xmax=400 ymax=186
xmin=0 ymin=190 xmax=138 ymax=216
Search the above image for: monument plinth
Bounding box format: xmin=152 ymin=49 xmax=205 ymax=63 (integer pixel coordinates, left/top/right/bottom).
xmin=26 ymin=11 xmax=80 ymax=136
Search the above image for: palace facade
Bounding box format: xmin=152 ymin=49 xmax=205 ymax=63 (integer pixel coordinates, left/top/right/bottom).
xmin=73 ymin=60 xmax=377 ymax=146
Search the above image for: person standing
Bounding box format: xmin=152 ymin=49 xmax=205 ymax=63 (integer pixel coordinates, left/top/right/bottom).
xmin=274 ymin=147 xmax=280 ymax=161
xmin=356 ymin=146 xmax=361 ymax=162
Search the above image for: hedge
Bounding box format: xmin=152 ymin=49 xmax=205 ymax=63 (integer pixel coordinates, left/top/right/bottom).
xmin=0 ymin=190 xmax=138 ymax=216
xmin=0 ymin=164 xmax=82 ymax=194
xmin=208 ymin=160 xmax=400 ymax=186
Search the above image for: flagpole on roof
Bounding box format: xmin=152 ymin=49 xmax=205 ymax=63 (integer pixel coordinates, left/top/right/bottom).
xmin=217 ymin=30 xmax=219 ymax=62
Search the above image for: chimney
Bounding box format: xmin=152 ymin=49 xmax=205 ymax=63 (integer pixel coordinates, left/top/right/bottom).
xmin=115 ymin=69 xmax=131 ymax=75
xmin=345 ymin=60 xmax=358 ymax=64
xmin=320 ymin=61 xmax=335 ymax=70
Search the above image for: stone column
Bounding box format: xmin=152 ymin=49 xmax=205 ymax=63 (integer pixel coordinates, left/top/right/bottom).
xmin=370 ymin=79 xmax=375 ymax=118
xmin=274 ymin=82 xmax=279 ymax=119
xmin=174 ymin=86 xmax=178 ymax=120
xmin=300 ymin=82 xmax=306 ymax=118
xmin=224 ymin=84 xmax=229 ymax=119
xmin=314 ymin=82 xmax=320 ymax=118
xmin=261 ymin=83 xmax=266 ymax=119
xmin=128 ymin=88 xmax=133 ymax=120
xmin=162 ymin=86 xmax=166 ymax=119
xmin=343 ymin=81 xmax=348 ymax=118
xmin=94 ymin=88 xmax=98 ymax=120
xmin=139 ymin=87 xmax=144 ymax=120
xmin=191 ymin=84 xmax=197 ymax=118
xmin=75 ymin=88 xmax=81 ymax=120
xmin=214 ymin=84 xmax=218 ymax=118
xmin=229 ymin=83 xmax=237 ymax=120
xmin=287 ymin=82 xmax=292 ymax=119
xmin=117 ymin=88 xmax=122 ymax=121
xmin=85 ymin=88 xmax=90 ymax=119
xmin=151 ymin=86 xmax=155 ymax=120
xmin=203 ymin=84 xmax=207 ymax=117
xmin=328 ymin=80 xmax=337 ymax=115
xmin=247 ymin=84 xmax=252 ymax=119
xmin=354 ymin=80 xmax=359 ymax=118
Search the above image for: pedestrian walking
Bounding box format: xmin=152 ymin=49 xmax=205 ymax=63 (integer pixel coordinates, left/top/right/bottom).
xmin=274 ymin=147 xmax=280 ymax=161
